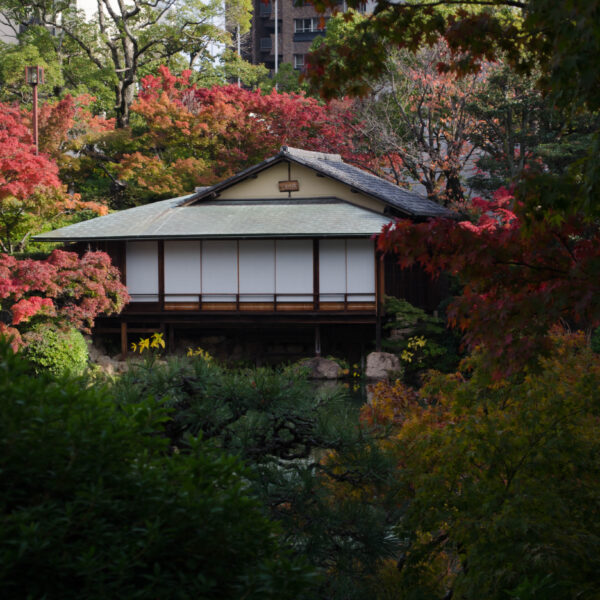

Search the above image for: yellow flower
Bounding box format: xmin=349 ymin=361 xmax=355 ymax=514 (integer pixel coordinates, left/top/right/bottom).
xmin=138 ymin=337 xmax=150 ymax=353
xmin=187 ymin=347 xmax=194 ymax=357
xmin=151 ymin=332 xmax=165 ymax=349
xmin=130 ymin=342 xmax=137 ymax=352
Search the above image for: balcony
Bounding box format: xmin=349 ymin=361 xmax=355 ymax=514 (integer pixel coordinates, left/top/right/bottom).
xmin=126 ymin=292 xmax=376 ymax=314
xmin=293 ymin=31 xmax=325 ymax=42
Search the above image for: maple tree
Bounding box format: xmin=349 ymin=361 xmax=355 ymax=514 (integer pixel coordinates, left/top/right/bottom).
xmin=377 ymin=187 xmax=600 ymax=373
xmin=304 ymin=2 xmax=600 ymax=369
xmin=307 ymin=0 xmax=600 ymax=215
xmin=0 ymin=102 xmax=61 ymax=252
xmin=96 ymin=66 xmax=386 ymax=206
xmin=0 ymin=99 xmax=109 ymax=252
xmin=349 ymin=40 xmax=486 ymax=205
xmin=0 ymin=249 xmax=129 ymax=350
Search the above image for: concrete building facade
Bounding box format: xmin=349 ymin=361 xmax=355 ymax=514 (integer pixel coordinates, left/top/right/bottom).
xmin=245 ymin=0 xmax=377 ymax=71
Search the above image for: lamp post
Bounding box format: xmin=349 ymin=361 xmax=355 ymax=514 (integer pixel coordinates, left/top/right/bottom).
xmin=25 ymin=66 xmax=45 ymax=155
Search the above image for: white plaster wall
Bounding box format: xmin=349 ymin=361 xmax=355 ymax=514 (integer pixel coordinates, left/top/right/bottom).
xmin=217 ymin=162 xmax=384 ymax=213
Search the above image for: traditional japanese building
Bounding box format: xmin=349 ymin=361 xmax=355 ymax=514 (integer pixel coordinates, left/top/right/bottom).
xmin=36 ymin=147 xmax=451 ymax=359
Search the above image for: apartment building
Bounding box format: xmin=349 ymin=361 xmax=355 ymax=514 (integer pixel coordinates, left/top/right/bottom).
xmin=245 ymin=0 xmax=375 ymax=71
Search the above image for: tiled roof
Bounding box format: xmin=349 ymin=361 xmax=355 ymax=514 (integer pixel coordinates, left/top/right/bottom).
xmin=35 ymin=147 xmax=453 ymax=243
xmin=35 ymin=198 xmax=392 ymax=241
xmin=280 ymin=147 xmax=452 ymax=218
xmin=188 ymin=146 xmax=454 ymax=219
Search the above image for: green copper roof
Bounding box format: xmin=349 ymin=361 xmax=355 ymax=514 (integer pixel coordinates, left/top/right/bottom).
xmin=35 ymin=197 xmax=392 ymax=241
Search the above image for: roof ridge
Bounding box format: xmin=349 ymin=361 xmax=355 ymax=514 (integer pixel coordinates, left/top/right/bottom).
xmin=280 ymin=146 xmax=343 ymax=162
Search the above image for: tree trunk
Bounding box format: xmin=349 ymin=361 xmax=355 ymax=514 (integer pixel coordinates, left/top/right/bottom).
xmin=115 ymin=37 xmax=136 ymax=128
xmin=115 ymin=79 xmax=135 ymax=128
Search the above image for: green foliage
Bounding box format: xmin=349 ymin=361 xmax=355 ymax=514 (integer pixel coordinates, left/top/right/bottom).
xmin=365 ymin=332 xmax=600 ymax=599
xmin=21 ymin=324 xmax=88 ymax=377
xmin=592 ymin=326 xmax=600 ymax=354
xmin=261 ymin=62 xmax=310 ymax=95
xmin=466 ymin=62 xmax=600 ymax=196
xmin=113 ymin=356 xmax=406 ymax=600
xmin=220 ymin=49 xmax=270 ymax=88
xmin=0 ymin=41 xmax=63 ymax=105
xmin=383 ymin=296 xmax=461 ymax=382
xmin=0 ymin=341 xmax=315 ymax=599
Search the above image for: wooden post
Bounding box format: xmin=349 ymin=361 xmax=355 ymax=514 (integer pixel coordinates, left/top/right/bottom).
xmin=376 ymin=251 xmax=386 ymax=316
xmin=313 ymin=239 xmax=320 ymax=311
xmin=314 ymin=325 xmax=321 ymax=357
xmin=158 ymin=240 xmax=165 ymax=310
xmin=121 ymin=321 xmax=128 ymax=358
xmin=169 ymin=324 xmax=175 ymax=351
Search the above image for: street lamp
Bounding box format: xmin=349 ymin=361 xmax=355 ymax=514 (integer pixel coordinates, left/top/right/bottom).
xmin=25 ymin=66 xmax=45 ymax=155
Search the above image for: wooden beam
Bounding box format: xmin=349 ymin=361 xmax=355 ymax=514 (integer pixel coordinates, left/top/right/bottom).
xmin=120 ymin=321 xmax=128 ymax=358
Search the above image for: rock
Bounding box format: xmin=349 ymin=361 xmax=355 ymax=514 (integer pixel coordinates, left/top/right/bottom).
xmin=96 ymin=354 xmax=116 ymax=376
xmin=86 ymin=337 xmax=106 ymax=363
xmin=301 ymin=357 xmax=342 ymax=379
xmin=366 ymin=352 xmax=401 ymax=381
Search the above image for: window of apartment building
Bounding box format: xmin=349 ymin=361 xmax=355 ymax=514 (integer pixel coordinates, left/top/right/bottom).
xmin=294 ymin=54 xmax=305 ymax=70
xmin=260 ymin=37 xmax=272 ymax=51
xmin=293 ymin=17 xmax=328 ymax=33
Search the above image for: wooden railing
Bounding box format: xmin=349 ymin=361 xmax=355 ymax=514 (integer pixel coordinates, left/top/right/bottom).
xmin=126 ymin=292 xmax=377 ymax=313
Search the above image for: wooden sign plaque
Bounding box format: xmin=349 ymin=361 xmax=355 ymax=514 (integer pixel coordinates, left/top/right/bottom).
xmin=278 ymin=180 xmax=300 ymax=192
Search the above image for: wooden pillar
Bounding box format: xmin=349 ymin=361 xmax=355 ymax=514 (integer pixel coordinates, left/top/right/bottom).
xmin=376 ymin=252 xmax=386 ymax=316
xmin=158 ymin=240 xmax=165 ymax=310
xmin=376 ymin=252 xmax=385 ymax=351
xmin=121 ymin=321 xmax=128 ymax=358
xmin=313 ymin=238 xmax=320 ymax=311
xmin=168 ymin=324 xmax=175 ymax=351
xmin=314 ymin=325 xmax=321 ymax=357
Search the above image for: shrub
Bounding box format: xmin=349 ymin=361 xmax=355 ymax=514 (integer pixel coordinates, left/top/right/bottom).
xmin=382 ymin=296 xmax=461 ymax=383
xmin=113 ymin=356 xmax=408 ymax=600
xmin=22 ymin=324 xmax=88 ymax=376
xmin=0 ymin=342 xmax=316 ymax=600
xmin=361 ymin=332 xmax=600 ymax=599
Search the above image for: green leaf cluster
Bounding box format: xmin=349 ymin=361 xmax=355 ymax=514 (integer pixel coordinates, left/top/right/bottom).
xmin=383 ymin=296 xmax=461 ymax=382
xmin=385 ymin=333 xmax=600 ymax=598
xmin=112 ymin=356 xmax=407 ymax=600
xmin=0 ymin=341 xmax=316 ymax=599
xmin=21 ymin=324 xmax=88 ymax=377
